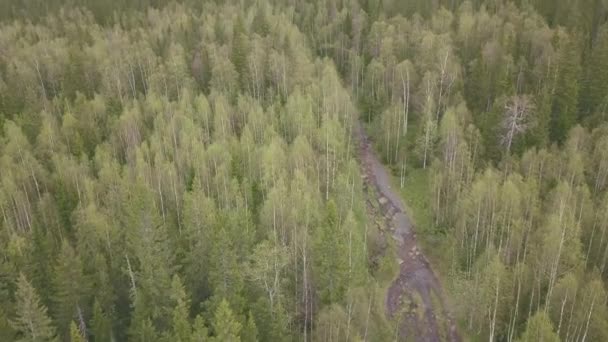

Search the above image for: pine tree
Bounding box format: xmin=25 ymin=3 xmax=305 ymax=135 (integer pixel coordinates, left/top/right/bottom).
xmin=10 ymin=274 xmax=57 ymax=342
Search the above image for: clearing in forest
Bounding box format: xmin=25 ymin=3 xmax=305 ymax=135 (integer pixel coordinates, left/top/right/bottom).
xmin=357 ymin=123 xmax=460 ymax=342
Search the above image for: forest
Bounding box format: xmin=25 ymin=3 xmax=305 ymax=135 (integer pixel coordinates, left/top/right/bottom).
xmin=1 ymin=0 xmax=608 ymax=341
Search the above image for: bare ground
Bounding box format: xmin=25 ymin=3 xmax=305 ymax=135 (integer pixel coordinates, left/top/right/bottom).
xmin=356 ymin=123 xmax=460 ymax=342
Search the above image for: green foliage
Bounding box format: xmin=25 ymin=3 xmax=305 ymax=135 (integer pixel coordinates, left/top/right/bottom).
xmin=550 ymin=32 xmax=582 ymax=143
xmin=170 ymin=275 xmax=192 ymax=342
xmin=516 ymin=312 xmax=559 ymax=342
xmin=0 ymin=2 xmax=372 ymax=340
xmin=51 ymin=241 xmax=87 ymax=338
xmin=232 ymin=15 xmax=249 ymax=92
xmin=0 ymin=1 xmax=607 ymax=341
xmin=129 ymin=318 xmax=158 ymax=342
xmin=91 ymin=301 xmax=112 ymax=342
xmin=0 ymin=306 xmax=16 ymax=341
xmin=10 ymin=274 xmax=57 ymax=342
xmin=581 ymin=25 xmax=608 ymax=122
xmin=69 ymin=322 xmax=85 ymax=342
xmin=313 ymin=200 xmax=350 ymax=304
xmin=192 ymin=315 xmax=209 ymax=341
xmin=241 ymin=312 xmax=258 ymax=342
xmin=211 ymin=299 xmax=241 ymax=342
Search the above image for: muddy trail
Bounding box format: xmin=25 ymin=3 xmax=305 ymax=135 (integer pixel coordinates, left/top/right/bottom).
xmin=356 ymin=123 xmax=459 ymax=342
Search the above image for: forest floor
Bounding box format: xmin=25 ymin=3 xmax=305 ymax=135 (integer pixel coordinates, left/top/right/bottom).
xmin=356 ymin=123 xmax=460 ymax=342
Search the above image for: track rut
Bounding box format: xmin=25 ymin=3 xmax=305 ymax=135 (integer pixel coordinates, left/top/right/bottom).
xmin=356 ymin=123 xmax=459 ymax=342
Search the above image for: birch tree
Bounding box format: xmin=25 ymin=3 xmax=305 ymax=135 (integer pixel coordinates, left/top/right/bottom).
xmin=501 ymin=95 xmax=534 ymax=155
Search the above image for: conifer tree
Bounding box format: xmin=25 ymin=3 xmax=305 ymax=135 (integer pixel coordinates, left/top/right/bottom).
xmin=581 ymin=25 xmax=608 ymax=121
xmin=191 ymin=315 xmax=209 ymax=342
xmin=0 ymin=306 xmax=15 ymax=341
xmin=516 ymin=312 xmax=559 ymax=342
xmin=252 ymin=3 xmax=270 ymax=36
xmin=241 ymin=312 xmax=258 ymax=342
xmin=170 ymin=275 xmax=192 ymax=342
xmin=313 ymin=200 xmax=349 ymax=304
xmin=51 ymin=241 xmax=87 ymax=338
xmin=91 ymin=301 xmax=111 ymax=342
xmin=125 ymin=181 xmax=176 ymax=334
xmin=232 ymin=15 xmax=250 ymax=92
xmin=10 ymin=274 xmax=57 ymax=342
xmin=550 ymin=32 xmax=581 ymax=143
xmin=211 ymin=299 xmax=241 ymax=342
xmin=129 ymin=318 xmax=158 ymax=342
xmin=69 ymin=322 xmax=85 ymax=342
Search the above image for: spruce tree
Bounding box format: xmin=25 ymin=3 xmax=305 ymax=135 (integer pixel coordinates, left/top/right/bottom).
xmin=211 ymin=299 xmax=241 ymax=342
xmin=550 ymin=32 xmax=582 ymax=143
xmin=516 ymin=312 xmax=559 ymax=342
xmin=10 ymin=274 xmax=57 ymax=342
xmin=581 ymin=25 xmax=608 ymax=122
xmin=51 ymin=241 xmax=87 ymax=338
xmin=129 ymin=318 xmax=158 ymax=342
xmin=125 ymin=181 xmax=176 ymax=335
xmin=232 ymin=15 xmax=250 ymax=92
xmin=191 ymin=315 xmax=209 ymax=341
xmin=91 ymin=300 xmax=111 ymax=342
xmin=313 ymin=200 xmax=349 ymax=304
xmin=69 ymin=322 xmax=85 ymax=342
xmin=252 ymin=3 xmax=270 ymax=36
xmin=170 ymin=275 xmax=192 ymax=342
xmin=0 ymin=307 xmax=16 ymax=341
xmin=241 ymin=312 xmax=258 ymax=342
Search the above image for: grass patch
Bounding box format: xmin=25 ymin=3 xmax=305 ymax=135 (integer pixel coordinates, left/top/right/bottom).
xmin=390 ymin=168 xmax=450 ymax=273
xmin=394 ymin=167 xmax=432 ymax=233
xmin=430 ymin=290 xmax=448 ymax=341
xmin=411 ymin=292 xmax=426 ymax=322
xmin=363 ymin=178 xmax=399 ymax=305
xmin=364 ymin=120 xmax=452 ymax=275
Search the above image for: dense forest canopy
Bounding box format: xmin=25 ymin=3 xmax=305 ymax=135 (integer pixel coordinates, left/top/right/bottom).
xmin=1 ymin=0 xmax=608 ymax=341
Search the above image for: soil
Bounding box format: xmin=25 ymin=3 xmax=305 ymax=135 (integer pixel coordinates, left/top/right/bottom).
xmin=356 ymin=123 xmax=460 ymax=342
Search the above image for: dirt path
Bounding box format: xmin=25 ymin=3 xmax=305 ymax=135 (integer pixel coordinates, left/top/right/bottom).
xmin=356 ymin=123 xmax=460 ymax=342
